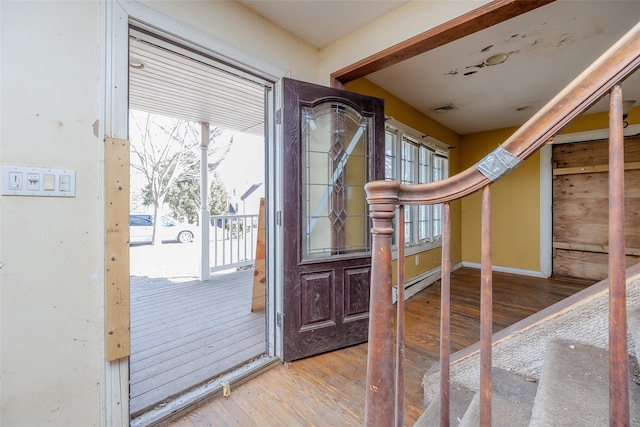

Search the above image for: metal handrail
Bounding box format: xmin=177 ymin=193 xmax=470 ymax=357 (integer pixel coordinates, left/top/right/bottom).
xmin=364 ymin=21 xmax=640 ymax=427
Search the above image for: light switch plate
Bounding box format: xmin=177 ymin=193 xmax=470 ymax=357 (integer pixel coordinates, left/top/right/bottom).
xmin=2 ymin=165 xmax=76 ymax=197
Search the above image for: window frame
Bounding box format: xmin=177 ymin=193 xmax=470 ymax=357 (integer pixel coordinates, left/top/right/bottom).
xmin=384 ymin=118 xmax=449 ymax=257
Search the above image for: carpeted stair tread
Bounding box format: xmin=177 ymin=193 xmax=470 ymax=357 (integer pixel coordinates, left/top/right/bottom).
xmin=457 ymin=368 xmax=538 ymax=427
xmin=414 ymin=383 xmax=475 ymax=427
xmin=529 ymin=338 xmax=640 ymax=426
xmin=629 ymin=304 xmax=640 ymax=363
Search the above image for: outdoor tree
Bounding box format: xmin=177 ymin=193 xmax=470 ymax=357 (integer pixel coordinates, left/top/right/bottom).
xmin=130 ymin=109 xmax=231 ymax=244
xmin=154 ymin=171 xmax=230 ymax=224
xmin=209 ymin=171 xmax=230 ymax=216
xmin=160 ymin=179 xmax=200 ymax=224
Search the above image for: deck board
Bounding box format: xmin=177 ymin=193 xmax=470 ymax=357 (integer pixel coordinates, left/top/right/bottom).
xmin=169 ymin=267 xmax=591 ymax=426
xmin=130 ymin=269 xmax=266 ymax=416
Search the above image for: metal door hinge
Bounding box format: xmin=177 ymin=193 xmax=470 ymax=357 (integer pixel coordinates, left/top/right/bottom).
xmin=276 ymin=210 xmax=282 ymax=226
xmin=275 ymin=109 xmax=282 ymax=124
xmin=276 ymin=312 xmax=283 ymax=328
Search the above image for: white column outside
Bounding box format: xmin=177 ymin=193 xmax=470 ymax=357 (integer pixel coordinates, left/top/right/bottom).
xmin=199 ymin=122 xmax=211 ymax=280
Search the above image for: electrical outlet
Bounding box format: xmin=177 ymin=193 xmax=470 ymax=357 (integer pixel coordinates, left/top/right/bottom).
xmin=415 ymin=254 xmax=419 ymax=265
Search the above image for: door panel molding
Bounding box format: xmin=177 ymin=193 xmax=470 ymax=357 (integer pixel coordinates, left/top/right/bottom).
xmin=300 ymin=270 xmax=336 ymax=328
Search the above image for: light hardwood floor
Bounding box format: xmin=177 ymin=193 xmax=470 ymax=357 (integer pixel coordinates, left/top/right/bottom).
xmin=165 ymin=268 xmax=590 ymax=426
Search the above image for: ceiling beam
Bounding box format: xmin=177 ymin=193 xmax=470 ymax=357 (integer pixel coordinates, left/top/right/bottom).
xmin=331 ymin=0 xmax=555 ymax=86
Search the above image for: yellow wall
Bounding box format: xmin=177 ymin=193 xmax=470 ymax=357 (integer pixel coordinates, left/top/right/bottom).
xmin=346 ymin=78 xmax=460 ymax=145
xmin=345 ymin=78 xmax=462 ymax=282
xmin=460 ymin=127 xmax=541 ymax=271
xmin=345 ymin=80 xmax=640 ymax=277
xmin=558 ymin=106 xmax=640 ymax=134
xmin=458 ymin=106 xmax=640 ymax=273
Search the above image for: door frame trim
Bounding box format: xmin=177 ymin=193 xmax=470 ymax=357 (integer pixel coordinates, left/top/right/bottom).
xmin=100 ymin=1 xmax=287 ymax=424
xmin=540 ymin=144 xmax=552 ymax=278
xmin=543 ymin=124 xmax=640 ymax=279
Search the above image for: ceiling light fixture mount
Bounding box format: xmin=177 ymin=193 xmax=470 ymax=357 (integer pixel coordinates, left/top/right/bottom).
xmin=129 ymin=58 xmax=147 ymax=70
xmin=623 ymin=99 xmax=636 ymax=128
xmin=483 ymin=52 xmax=509 ymax=66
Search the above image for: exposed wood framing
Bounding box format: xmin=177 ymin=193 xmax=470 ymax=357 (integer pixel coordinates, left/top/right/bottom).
xmin=331 ymin=0 xmax=555 ymax=84
xmin=553 ymin=161 xmax=640 ymax=176
xmin=251 ymin=198 xmax=266 ymax=312
xmin=105 ymin=137 xmax=131 ymax=361
xmin=552 ymin=136 xmax=640 ymax=280
xmin=552 ymin=241 xmax=640 ymax=257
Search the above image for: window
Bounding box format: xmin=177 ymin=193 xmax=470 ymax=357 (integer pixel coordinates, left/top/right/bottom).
xmin=385 ymin=119 xmax=449 ymax=252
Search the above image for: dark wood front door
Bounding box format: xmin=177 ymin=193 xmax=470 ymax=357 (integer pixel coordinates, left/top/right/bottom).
xmin=281 ymin=78 xmax=384 ymax=361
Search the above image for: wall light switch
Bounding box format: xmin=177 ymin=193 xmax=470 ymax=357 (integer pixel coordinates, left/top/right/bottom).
xmin=8 ymin=172 xmax=22 ymax=189
xmin=2 ymin=166 xmax=75 ymax=197
xmin=59 ymin=175 xmax=70 ymax=192
xmin=43 ymin=173 xmax=56 ymax=191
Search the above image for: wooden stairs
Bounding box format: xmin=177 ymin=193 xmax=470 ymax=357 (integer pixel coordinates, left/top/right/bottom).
xmin=416 ymin=264 xmax=640 ymax=426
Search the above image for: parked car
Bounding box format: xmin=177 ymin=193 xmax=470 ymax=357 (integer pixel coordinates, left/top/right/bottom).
xmin=129 ymin=214 xmax=197 ymax=244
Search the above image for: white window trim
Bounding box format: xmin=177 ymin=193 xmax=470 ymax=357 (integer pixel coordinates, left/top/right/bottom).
xmin=386 ymin=117 xmax=450 ymax=155
xmin=384 ymin=118 xmax=449 ymax=259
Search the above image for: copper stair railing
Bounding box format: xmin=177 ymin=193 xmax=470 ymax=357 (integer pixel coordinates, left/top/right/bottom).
xmin=364 ymin=22 xmax=640 ymax=427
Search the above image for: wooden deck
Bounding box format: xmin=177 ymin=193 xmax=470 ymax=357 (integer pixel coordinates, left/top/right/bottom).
xmin=168 ymin=267 xmax=592 ymax=426
xmin=130 ymin=269 xmax=266 ymax=416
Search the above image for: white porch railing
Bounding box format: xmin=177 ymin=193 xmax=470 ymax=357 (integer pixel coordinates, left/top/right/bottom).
xmin=209 ymin=214 xmax=259 ymax=273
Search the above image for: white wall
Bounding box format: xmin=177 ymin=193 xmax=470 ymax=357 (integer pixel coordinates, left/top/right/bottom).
xmin=1 ymin=2 xmax=102 ymax=425
xmin=0 ymin=0 xmax=490 ymax=424
xmin=0 ymin=1 xmax=317 ymax=425
xmin=134 ymin=0 xmax=320 ymax=83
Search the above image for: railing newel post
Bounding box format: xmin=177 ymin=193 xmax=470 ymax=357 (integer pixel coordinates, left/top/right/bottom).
xmin=365 ymin=181 xmax=400 ymax=427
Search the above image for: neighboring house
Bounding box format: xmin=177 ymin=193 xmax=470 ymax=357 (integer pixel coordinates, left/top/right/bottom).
xmin=239 ymin=183 xmax=263 ymax=215
xmin=1 ymin=1 xmax=639 ymax=426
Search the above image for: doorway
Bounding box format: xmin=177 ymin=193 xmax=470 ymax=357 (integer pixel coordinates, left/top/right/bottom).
xmin=126 ymin=25 xmax=273 ymax=418
xmin=551 ymin=135 xmax=640 ymax=280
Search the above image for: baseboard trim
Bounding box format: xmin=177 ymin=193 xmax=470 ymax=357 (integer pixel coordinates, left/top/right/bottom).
xmin=393 ymin=263 xmax=464 ymax=303
xmin=461 ymin=262 xmax=547 ymax=278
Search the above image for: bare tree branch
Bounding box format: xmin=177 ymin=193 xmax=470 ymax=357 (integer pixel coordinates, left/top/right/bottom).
xmin=129 ymin=110 xmax=231 ymax=244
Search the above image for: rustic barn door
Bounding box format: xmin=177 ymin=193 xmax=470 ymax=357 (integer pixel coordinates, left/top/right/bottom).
xmin=281 ymin=78 xmax=384 ymax=361
xmin=552 ymin=136 xmax=640 ymax=280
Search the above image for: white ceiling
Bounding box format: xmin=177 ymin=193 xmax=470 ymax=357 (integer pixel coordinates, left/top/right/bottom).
xmin=237 ymin=0 xmax=410 ymax=48
xmin=129 ymin=27 xmax=267 ymax=136
xmin=239 ymin=0 xmax=640 ymax=135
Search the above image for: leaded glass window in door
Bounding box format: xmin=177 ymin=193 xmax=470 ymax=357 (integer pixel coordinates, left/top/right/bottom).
xmin=301 ymin=103 xmax=370 ymax=259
